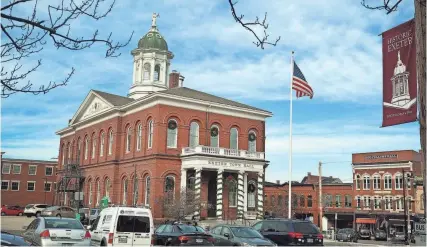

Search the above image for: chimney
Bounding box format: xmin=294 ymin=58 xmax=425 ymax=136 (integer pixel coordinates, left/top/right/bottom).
xmin=276 ymin=180 xmax=280 ymax=185
xmin=169 ymin=70 xmax=180 ymax=88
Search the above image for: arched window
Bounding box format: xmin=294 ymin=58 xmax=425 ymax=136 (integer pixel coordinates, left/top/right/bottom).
xmin=136 ymin=124 xmax=142 ymax=151
xmin=335 ymin=194 xmax=341 ymax=207
xmin=126 ymin=126 xmax=131 ymax=153
xmin=105 ymin=178 xmax=110 ymax=198
xmin=84 ymin=137 xmax=89 ymax=160
xmin=228 ymin=180 xmax=237 ymax=207
xmin=189 ymin=122 xmax=200 ymax=148
xmin=292 ymin=193 xmax=298 ymax=207
xmin=167 ymin=120 xmax=178 ymax=148
xmin=143 ymin=63 xmax=151 ymax=80
xmin=363 ymin=175 xmax=370 ymax=190
xmin=271 ymin=195 xmax=276 ymax=206
xmin=230 ymin=127 xmax=238 ymax=150
xmin=325 ymin=194 xmax=332 ymax=207
xmin=77 ymin=139 xmax=81 ymax=161
xmin=67 ymin=143 xmax=71 ymax=162
xmin=100 ymin=132 xmax=105 ymax=157
xmin=88 ymin=180 xmax=93 ymax=205
xmin=384 ymin=174 xmax=392 ymax=189
xmin=355 ymin=174 xmax=361 ymax=190
xmin=95 ymin=179 xmax=100 ymax=206
xmin=122 ymin=178 xmax=128 ymax=205
xmin=147 ymin=120 xmax=153 ymax=149
xmin=277 ymin=195 xmax=283 ymax=206
xmin=164 ymin=176 xmax=175 ymax=204
xmin=373 ymin=174 xmax=381 ymax=190
xmin=248 ymin=131 xmax=257 ymax=153
xmin=247 ymin=180 xmax=256 ymax=208
xmin=61 ymin=144 xmax=65 ymax=165
xmin=145 ymin=176 xmax=151 ymax=205
xmin=108 ymin=130 xmax=114 ymax=155
xmin=356 ymin=196 xmax=361 ymax=209
xmin=91 ymin=134 xmax=96 ymax=158
xmin=307 ymin=195 xmax=313 ymax=207
xmin=133 ymin=176 xmax=139 ymax=206
xmin=300 ymin=195 xmax=305 ymax=207
xmin=210 ymin=125 xmax=219 ymax=147
xmin=395 ymin=173 xmax=403 ymax=189
xmin=154 ymin=64 xmax=160 ymax=81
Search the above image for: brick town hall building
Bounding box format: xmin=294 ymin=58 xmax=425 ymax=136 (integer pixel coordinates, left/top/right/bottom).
xmin=55 ymin=14 xmax=272 ymax=220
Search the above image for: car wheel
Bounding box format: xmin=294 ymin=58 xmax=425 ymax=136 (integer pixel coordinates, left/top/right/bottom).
xmin=1 ymin=212 xmax=5 ymax=216
xmin=18 ymin=212 xmax=23 ymax=216
xmin=36 ymin=212 xmax=41 ymax=217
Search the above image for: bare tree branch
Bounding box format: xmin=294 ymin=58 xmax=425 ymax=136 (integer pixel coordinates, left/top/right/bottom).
xmin=1 ymin=0 xmax=133 ymax=98
xmin=228 ymin=0 xmax=280 ymax=49
xmin=361 ymin=0 xmax=404 ymax=14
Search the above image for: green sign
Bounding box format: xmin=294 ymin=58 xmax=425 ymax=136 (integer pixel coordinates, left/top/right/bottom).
xmin=100 ymin=196 xmax=109 ymax=211
xmin=75 ymin=213 xmax=81 ymax=220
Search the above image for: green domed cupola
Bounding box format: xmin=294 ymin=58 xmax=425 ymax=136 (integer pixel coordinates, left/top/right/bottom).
xmin=137 ymin=14 xmax=168 ymax=51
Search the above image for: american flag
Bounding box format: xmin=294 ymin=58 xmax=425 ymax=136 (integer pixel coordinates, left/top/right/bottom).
xmin=292 ymin=61 xmax=313 ymax=99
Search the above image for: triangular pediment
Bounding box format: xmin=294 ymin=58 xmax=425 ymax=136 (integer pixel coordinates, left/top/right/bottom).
xmin=69 ymin=91 xmax=115 ymax=125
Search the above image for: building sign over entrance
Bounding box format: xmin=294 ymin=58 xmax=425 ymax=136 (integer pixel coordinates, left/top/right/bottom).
xmin=365 ymin=154 xmax=398 ymax=160
xmin=208 ymin=160 xmax=254 ymax=169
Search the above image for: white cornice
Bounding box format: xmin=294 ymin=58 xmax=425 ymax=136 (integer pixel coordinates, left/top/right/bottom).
xmin=352 ymin=162 xmax=412 ymax=170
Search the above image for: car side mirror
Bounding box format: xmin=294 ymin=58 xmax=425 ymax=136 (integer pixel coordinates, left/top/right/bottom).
xmin=224 ymin=233 xmax=230 ymax=239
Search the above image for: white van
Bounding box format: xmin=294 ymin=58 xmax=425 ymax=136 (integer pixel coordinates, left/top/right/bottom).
xmin=88 ymin=206 xmax=154 ymax=246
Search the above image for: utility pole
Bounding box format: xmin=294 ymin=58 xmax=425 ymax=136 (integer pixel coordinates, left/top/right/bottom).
xmin=318 ymin=161 xmax=323 ymax=231
xmin=402 ymin=168 xmax=409 ymax=245
xmin=43 ymin=178 xmax=48 ymax=204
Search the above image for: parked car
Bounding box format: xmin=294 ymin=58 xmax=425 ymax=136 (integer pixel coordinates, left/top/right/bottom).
xmin=1 ymin=231 xmax=34 ymax=246
xmin=252 ymin=219 xmax=324 ymax=246
xmin=89 ymin=208 xmax=100 ymax=225
xmin=24 ymin=204 xmax=49 ymax=218
xmin=358 ymin=228 xmax=371 ymax=240
xmin=335 ymin=228 xmax=358 ymax=242
xmin=210 ymin=224 xmax=276 ymax=246
xmin=153 ymin=222 xmax=214 ymax=246
xmin=1 ymin=205 xmax=24 ymax=216
xmin=392 ymin=231 xmax=406 ymax=243
xmin=88 ymin=206 xmax=153 ymax=246
xmin=21 ymin=217 xmax=91 ymax=246
xmin=375 ymin=229 xmax=387 ymax=241
xmin=40 ymin=206 xmax=76 ymax=218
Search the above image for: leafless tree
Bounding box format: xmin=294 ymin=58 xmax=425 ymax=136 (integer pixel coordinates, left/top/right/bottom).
xmin=360 ymin=0 xmax=405 ymax=14
xmin=1 ymin=0 xmax=133 ymax=98
xmin=227 ymin=0 xmax=280 ymax=49
xmin=161 ymin=189 xmax=201 ymax=220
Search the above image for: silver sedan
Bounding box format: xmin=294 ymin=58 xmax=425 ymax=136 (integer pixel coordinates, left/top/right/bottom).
xmin=22 ymin=217 xmax=91 ymax=246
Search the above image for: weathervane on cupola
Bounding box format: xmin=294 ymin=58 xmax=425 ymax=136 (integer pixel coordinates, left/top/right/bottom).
xmin=128 ymin=12 xmax=174 ymax=100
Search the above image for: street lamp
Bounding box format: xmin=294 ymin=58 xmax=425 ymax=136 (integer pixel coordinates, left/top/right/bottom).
xmin=402 ymin=169 xmax=414 ymax=245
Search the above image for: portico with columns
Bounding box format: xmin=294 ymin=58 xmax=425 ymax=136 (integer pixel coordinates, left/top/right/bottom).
xmin=180 ymin=146 xmax=267 ymax=220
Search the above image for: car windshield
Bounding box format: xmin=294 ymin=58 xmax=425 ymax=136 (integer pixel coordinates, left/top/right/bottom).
xmin=293 ymin=222 xmax=320 ymax=234
xmin=231 ymin=227 xmax=263 ymax=238
xmin=44 ymin=219 xmax=84 ymax=230
xmin=25 ymin=204 xmax=34 ymax=209
xmin=177 ymin=225 xmax=205 ymax=233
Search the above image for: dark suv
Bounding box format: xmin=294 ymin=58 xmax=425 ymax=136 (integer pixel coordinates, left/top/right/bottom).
xmin=252 ymin=219 xmax=323 ymax=246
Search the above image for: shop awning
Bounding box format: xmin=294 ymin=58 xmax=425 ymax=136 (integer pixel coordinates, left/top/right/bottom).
xmin=356 ymin=218 xmax=376 ymax=224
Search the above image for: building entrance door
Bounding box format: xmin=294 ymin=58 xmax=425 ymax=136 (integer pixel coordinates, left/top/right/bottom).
xmin=207 ymin=178 xmax=217 ymax=218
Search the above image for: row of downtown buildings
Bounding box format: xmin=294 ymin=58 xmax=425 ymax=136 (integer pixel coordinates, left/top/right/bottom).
xmin=0 ymin=15 xmax=425 ymax=233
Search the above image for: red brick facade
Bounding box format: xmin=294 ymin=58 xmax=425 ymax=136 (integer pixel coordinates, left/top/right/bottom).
xmin=1 ymin=158 xmax=57 ymax=207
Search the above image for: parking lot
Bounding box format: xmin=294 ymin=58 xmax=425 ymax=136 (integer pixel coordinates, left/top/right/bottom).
xmin=1 ymin=215 xmax=34 ymax=235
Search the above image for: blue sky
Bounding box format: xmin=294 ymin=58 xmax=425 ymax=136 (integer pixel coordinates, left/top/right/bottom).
xmin=1 ymin=0 xmax=420 ymax=183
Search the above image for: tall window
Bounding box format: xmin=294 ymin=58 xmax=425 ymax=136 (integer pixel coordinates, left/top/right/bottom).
xmin=189 ymin=122 xmax=200 ymax=148
xmin=148 ymin=120 xmax=153 ymax=149
xmin=122 ymin=178 xmax=128 ymax=205
xmin=133 ymin=176 xmax=139 ymax=206
xmin=384 ymin=174 xmax=392 ymax=189
xmin=396 ymin=197 xmax=403 ymax=210
xmin=136 ymin=124 xmax=142 ymax=151
xmin=363 ymin=196 xmax=371 ymax=209
xmin=325 ymin=194 xmax=332 ymax=207
xmin=100 ymin=132 xmax=105 ymax=157
xmin=167 ymin=120 xmax=178 ymax=148
xmin=300 ymin=195 xmax=305 ymax=207
xmin=67 ymin=143 xmax=71 ymax=162
xmin=62 ymin=144 xmax=65 ymax=165
xmin=126 ymin=126 xmax=131 ymax=153
xmin=228 ymin=180 xmax=237 ymax=207
xmin=248 ymin=131 xmax=256 ymax=153
xmin=108 ymin=130 xmax=114 ymax=155
xmin=345 ymin=195 xmax=352 ymax=207
xmin=230 ymin=127 xmax=238 ymax=150
xmin=143 ymin=63 xmax=151 ymax=80
xmin=92 ymin=135 xmax=96 ymax=158
xmin=307 ymin=195 xmax=313 ymax=207
xmin=88 ymin=181 xmax=92 ymax=205
xmin=105 ymin=178 xmax=110 ymax=198
xmin=154 ymin=64 xmax=160 ymax=81
xmin=84 ymin=137 xmax=89 ymax=160
xmin=356 ymin=196 xmax=361 ymax=209
xmin=335 ymin=195 xmax=341 ymax=207
xmin=210 ymin=126 xmax=219 ymax=147
xmin=374 ymin=197 xmax=381 ymax=209
xmin=145 ymin=176 xmax=151 ymax=205
xmin=164 ymin=176 xmax=175 ymax=204
xmin=271 ymin=196 xmax=276 ymax=206
xmin=247 ymin=180 xmax=256 ymax=208
xmin=277 ymin=195 xmax=283 ymax=206
xmin=373 ymin=174 xmax=381 ymax=190
xmin=385 ymin=197 xmax=392 ymax=210
xmin=96 ymin=180 xmax=100 ymax=206
xmin=356 ymin=175 xmax=361 ymax=190
xmin=363 ymin=175 xmax=370 ymax=190
xmin=77 ymin=139 xmax=81 ymax=161
xmin=395 ymin=173 xmax=403 ymax=189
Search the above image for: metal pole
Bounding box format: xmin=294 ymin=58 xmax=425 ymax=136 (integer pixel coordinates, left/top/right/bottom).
xmin=319 ymin=162 xmax=323 ymax=231
xmin=403 ymin=168 xmax=408 ymax=244
xmin=288 ymin=51 xmax=294 ymax=219
xmin=133 ymin=164 xmax=137 ymax=207
xmin=334 ymin=213 xmax=337 ymax=240
xmin=44 ymin=178 xmax=47 ymax=204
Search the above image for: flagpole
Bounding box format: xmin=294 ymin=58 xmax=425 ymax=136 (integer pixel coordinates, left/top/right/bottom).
xmin=288 ymin=51 xmax=294 ymax=219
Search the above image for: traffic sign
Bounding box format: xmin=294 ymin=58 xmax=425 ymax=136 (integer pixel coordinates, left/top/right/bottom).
xmin=415 ymin=222 xmax=426 ymax=233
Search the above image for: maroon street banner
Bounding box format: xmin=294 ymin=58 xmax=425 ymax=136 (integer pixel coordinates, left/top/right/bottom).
xmin=382 ymin=19 xmax=417 ymax=127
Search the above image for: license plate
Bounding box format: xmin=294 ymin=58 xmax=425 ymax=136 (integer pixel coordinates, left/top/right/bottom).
xmin=307 ymin=238 xmax=313 ymax=243
xmin=196 ymin=239 xmax=203 ymax=243
xmin=118 ymin=237 xmax=127 ymax=243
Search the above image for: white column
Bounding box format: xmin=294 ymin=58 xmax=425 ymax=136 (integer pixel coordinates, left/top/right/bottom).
xmin=216 ymin=169 xmax=224 ymax=220
xmin=257 ymin=171 xmax=264 ymax=219
xmin=194 ymin=168 xmax=202 ymax=219
xmin=237 ymin=171 xmax=245 ymax=219
xmin=243 ymin=172 xmax=248 ymax=217
xmin=180 ymin=168 xmax=187 ymax=193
